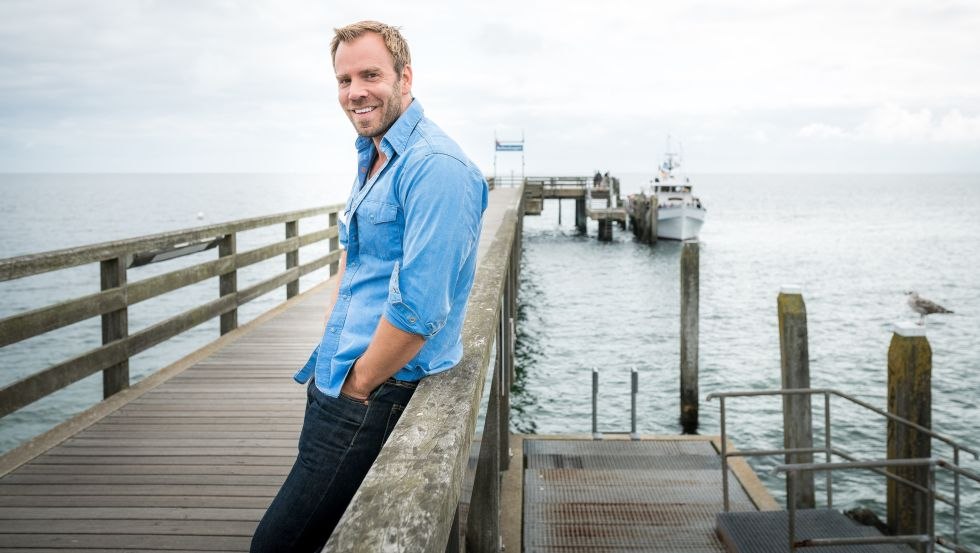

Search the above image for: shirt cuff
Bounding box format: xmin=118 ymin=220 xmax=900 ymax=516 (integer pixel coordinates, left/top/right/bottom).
xmin=385 ymin=261 xmax=445 ymax=338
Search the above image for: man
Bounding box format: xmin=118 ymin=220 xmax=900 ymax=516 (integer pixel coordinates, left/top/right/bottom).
xmin=251 ymin=20 xmax=488 ymax=552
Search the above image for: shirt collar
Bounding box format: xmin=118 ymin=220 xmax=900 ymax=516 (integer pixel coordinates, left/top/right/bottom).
xmin=354 ymin=99 xmax=423 ymax=157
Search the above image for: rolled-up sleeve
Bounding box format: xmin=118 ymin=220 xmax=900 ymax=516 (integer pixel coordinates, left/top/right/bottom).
xmin=384 ymin=153 xmax=486 ymax=337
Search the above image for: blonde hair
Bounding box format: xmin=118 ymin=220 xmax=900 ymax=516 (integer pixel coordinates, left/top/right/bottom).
xmin=331 ymin=20 xmax=412 ymax=76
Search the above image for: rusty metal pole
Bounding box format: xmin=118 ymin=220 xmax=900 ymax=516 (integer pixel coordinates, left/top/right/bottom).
xmin=887 ymin=322 xmax=931 ymax=544
xmin=778 ymin=285 xmax=815 ymax=509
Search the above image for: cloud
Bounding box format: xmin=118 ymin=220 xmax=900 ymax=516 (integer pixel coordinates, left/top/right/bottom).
xmin=799 ymin=104 xmax=980 ymax=144
xmin=798 ymin=123 xmax=847 ymax=140
xmin=2 ymin=1 xmax=980 ymax=172
xmin=746 ymin=129 xmax=770 ymax=144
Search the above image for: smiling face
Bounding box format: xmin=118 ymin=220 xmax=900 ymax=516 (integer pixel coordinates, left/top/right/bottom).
xmin=334 ymin=32 xmax=413 ymax=143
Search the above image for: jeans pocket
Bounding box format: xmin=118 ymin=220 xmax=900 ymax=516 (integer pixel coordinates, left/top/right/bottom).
xmin=338 ymin=391 xmax=369 ymax=407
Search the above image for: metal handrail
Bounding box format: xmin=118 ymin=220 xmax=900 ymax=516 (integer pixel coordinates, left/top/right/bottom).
xmin=773 ymin=458 xmax=980 ymax=553
xmin=707 ymin=388 xmax=979 ymax=458
xmin=707 ymin=387 xmax=978 ymax=547
xmin=773 ymin=458 xmax=938 ymax=551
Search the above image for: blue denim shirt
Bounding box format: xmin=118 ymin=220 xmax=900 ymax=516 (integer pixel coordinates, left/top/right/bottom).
xmin=294 ymin=100 xmax=488 ymax=397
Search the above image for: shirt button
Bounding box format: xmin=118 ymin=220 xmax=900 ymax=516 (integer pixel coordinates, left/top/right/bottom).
xmin=408 ymin=317 xmax=416 ymax=323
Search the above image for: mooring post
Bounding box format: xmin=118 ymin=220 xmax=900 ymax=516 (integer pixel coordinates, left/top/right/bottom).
xmin=575 ymin=197 xmax=586 ymax=233
xmin=646 ymin=196 xmax=658 ymax=244
xmin=630 ymin=368 xmax=640 ymax=440
xmin=777 ymin=285 xmax=815 ymax=509
xmin=887 ymin=322 xmax=931 ymax=542
xmin=598 ymin=220 xmax=612 ymax=241
xmin=680 ymin=240 xmax=699 ymax=433
xmin=592 ymin=368 xmax=601 ymax=440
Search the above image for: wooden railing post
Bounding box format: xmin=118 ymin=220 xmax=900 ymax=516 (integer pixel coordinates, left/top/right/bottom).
xmin=100 ymin=256 xmax=129 ymax=398
xmin=680 ymin=240 xmax=699 ymax=434
xmin=329 ymin=212 xmax=340 ymax=277
xmin=219 ymin=233 xmax=238 ymax=334
xmin=887 ymin=322 xmax=931 ymax=542
xmin=777 ymin=286 xmax=815 ymax=509
xmin=285 ymin=220 xmax=299 ymax=298
xmin=467 ymin=340 xmax=501 ymax=552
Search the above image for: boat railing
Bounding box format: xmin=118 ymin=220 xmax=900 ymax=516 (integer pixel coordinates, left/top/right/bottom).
xmin=706 ymin=388 xmax=979 ymax=549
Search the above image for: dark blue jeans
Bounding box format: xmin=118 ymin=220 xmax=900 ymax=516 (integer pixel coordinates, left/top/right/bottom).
xmin=250 ymin=377 xmax=416 ymax=552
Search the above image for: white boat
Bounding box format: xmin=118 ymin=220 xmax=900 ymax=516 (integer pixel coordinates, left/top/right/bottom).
xmin=650 ymin=148 xmax=705 ymax=240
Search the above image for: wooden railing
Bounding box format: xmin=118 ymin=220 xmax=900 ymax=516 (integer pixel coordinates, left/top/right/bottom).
xmin=0 ymin=204 xmax=344 ymax=419
xmin=328 ymin=188 xmax=524 ymax=552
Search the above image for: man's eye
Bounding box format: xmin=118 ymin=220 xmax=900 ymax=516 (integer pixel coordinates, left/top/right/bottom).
xmin=338 ymin=79 xmax=351 ymax=87
xmin=367 ymin=73 xmax=379 ymax=79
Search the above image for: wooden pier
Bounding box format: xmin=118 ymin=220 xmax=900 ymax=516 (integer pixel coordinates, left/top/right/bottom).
xmin=518 ymin=176 xmax=628 ymax=240
xmin=0 ymin=186 xmax=521 ymax=551
xmin=3 ymin=179 xmax=975 ymax=551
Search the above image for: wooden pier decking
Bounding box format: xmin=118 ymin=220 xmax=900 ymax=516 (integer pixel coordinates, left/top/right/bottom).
xmin=0 ymin=188 xmax=522 ymax=551
xmin=1 ymin=182 xmax=783 ymax=552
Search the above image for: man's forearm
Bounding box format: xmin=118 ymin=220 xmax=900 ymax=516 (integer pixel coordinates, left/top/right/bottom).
xmin=342 ymin=317 xmax=425 ymax=400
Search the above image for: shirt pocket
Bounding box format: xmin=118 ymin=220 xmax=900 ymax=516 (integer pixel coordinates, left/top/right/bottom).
xmin=357 ymin=200 xmax=402 ymax=260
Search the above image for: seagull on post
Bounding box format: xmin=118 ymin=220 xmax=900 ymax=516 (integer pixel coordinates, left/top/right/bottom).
xmin=905 ymin=291 xmax=953 ymax=325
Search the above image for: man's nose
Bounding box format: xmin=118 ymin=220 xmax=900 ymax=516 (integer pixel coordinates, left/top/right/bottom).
xmin=346 ymin=78 xmax=368 ymax=101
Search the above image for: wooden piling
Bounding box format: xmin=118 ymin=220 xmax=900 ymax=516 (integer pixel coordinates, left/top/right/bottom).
xmin=575 ymin=198 xmax=586 ymax=233
xmin=887 ymin=322 xmax=931 ymax=541
xmin=777 ymin=286 xmax=815 ymax=509
xmin=646 ymin=196 xmax=658 ymax=244
xmin=679 ymin=240 xmax=699 ymax=433
xmin=598 ymin=220 xmax=613 ymax=241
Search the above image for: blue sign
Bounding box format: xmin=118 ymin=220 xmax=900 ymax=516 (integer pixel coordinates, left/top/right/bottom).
xmin=496 ymin=141 xmax=523 ymax=152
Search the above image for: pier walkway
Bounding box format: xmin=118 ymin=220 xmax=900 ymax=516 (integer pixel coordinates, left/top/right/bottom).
xmin=0 ymin=183 xmax=782 ymax=552
xmin=0 ymin=188 xmax=519 ymax=551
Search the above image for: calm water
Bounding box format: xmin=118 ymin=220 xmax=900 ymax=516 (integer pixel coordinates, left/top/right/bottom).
xmin=0 ymin=173 xmax=350 ymax=453
xmin=512 ymin=173 xmax=980 ymax=545
xmin=1 ymin=173 xmax=978 ymax=544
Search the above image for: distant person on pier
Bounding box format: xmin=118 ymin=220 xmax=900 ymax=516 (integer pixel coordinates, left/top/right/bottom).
xmin=593 ymin=170 xmax=602 ymax=187
xmin=251 ymin=20 xmax=488 ymax=553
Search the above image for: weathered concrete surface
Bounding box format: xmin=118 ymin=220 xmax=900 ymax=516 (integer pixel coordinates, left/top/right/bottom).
xmin=777 ymin=290 xmax=815 ymax=509
xmin=886 ymin=330 xmax=932 ymax=542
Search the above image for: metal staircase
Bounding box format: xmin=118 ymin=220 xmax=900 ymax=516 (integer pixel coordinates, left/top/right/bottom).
xmin=707 ymin=388 xmax=980 ymax=552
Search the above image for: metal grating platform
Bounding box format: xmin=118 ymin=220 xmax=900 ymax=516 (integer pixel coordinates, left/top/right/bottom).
xmin=523 ymin=439 xmax=757 ymax=552
xmin=716 ymin=510 xmax=913 ymax=553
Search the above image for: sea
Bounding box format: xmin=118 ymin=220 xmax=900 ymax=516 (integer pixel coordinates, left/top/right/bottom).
xmin=1 ymin=173 xmax=979 ymax=544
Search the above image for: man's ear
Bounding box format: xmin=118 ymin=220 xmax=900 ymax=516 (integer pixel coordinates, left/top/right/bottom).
xmin=400 ymin=64 xmax=413 ymax=98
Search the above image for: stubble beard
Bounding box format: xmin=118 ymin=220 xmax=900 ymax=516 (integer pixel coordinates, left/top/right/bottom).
xmin=354 ymin=81 xmax=403 ymax=139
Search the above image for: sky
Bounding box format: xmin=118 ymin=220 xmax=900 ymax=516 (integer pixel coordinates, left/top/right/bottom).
xmin=1 ymin=0 xmax=979 ymax=174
